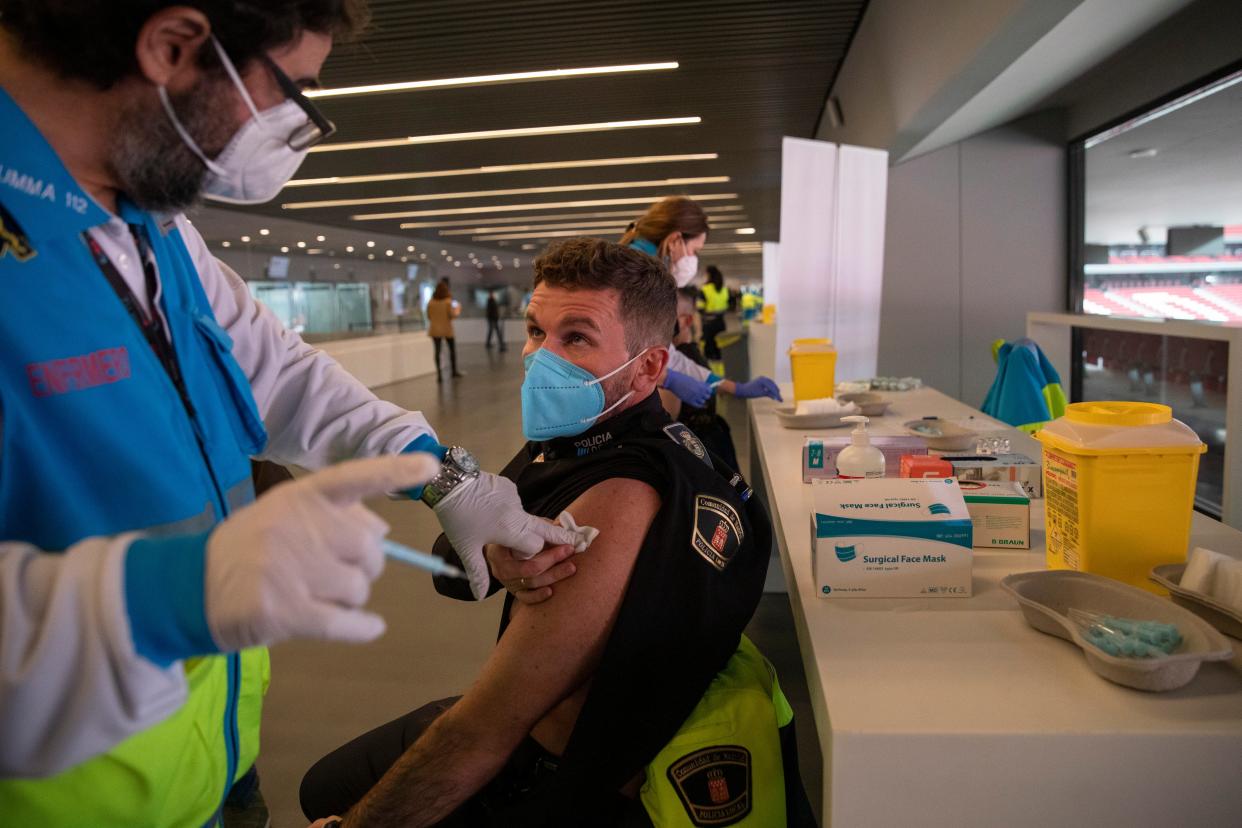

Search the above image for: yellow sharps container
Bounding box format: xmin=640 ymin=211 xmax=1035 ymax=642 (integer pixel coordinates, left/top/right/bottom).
xmin=1035 ymin=402 xmax=1205 ymax=593
xmin=788 ymin=338 xmax=837 ymax=403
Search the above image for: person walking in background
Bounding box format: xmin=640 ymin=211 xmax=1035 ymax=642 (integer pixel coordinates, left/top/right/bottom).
xmin=698 ymin=264 xmax=731 ymax=374
xmin=485 ymin=290 xmax=507 ymax=352
xmin=426 ymin=281 xmax=463 ymax=381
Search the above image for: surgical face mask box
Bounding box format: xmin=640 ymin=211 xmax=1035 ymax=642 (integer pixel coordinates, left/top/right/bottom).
xmin=803 ymin=436 xmax=926 ymax=482
xmin=811 ymin=478 xmax=973 ymax=598
xmin=900 ymin=454 xmax=954 ymax=479
xmin=944 ymin=452 xmax=1042 ymax=498
xmin=960 ymin=481 xmax=1030 ymax=549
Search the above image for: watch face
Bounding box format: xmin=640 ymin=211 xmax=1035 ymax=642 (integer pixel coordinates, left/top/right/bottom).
xmin=449 ymin=446 xmax=480 ymax=474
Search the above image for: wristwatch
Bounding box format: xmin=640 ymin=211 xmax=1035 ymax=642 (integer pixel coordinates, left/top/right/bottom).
xmin=419 ymin=445 xmax=481 ymax=507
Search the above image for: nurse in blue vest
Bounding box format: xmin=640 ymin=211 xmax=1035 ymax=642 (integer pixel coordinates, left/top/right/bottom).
xmin=0 ymin=2 xmax=579 ymax=824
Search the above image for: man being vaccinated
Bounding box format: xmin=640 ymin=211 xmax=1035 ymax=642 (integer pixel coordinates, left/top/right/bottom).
xmin=302 ymin=239 xmax=816 ymax=827
xmin=0 ymin=2 xmax=576 ymax=823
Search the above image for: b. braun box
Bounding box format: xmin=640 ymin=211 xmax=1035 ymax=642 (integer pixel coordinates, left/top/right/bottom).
xmin=959 ymin=480 xmax=1031 ymax=549
xmin=945 ymin=452 xmax=1043 ymax=498
xmin=804 ymin=436 xmax=927 ymax=482
xmin=811 ymin=478 xmax=973 ymax=598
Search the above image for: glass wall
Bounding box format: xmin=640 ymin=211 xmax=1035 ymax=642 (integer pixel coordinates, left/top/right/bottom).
xmin=1075 ymin=327 xmax=1227 ymax=517
xmin=1072 ymin=66 xmax=1242 ymax=323
xmin=246 ymin=281 xmax=372 ymax=338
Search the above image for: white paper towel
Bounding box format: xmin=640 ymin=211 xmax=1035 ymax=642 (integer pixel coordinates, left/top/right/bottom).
xmin=1181 ymin=546 xmax=1242 ymax=612
xmin=794 ymin=397 xmax=860 ymax=417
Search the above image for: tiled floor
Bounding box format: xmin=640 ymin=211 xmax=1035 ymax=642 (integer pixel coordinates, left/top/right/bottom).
xmin=259 ymin=341 xmax=821 ymax=826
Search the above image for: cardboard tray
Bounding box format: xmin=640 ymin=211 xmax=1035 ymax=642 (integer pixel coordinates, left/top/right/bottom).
xmin=836 ymin=392 xmax=892 ymax=417
xmin=1001 ymin=570 xmax=1233 ymax=692
xmin=1150 ymin=563 xmax=1242 ymax=640
xmin=776 ymin=407 xmax=852 ymax=429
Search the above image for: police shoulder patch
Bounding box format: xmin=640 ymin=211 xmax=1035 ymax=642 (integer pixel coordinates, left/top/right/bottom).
xmin=667 ymin=745 xmax=752 ymax=826
xmin=0 ymin=203 xmax=36 ymax=262
xmin=691 ymin=493 xmax=744 ymax=571
xmin=663 ymin=422 xmax=712 ymax=468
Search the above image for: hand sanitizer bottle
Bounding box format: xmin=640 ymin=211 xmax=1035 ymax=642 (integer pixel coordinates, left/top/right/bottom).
xmin=836 ymin=415 xmax=886 ymax=478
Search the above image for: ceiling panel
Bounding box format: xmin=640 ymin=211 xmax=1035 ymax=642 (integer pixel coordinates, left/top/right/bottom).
xmin=209 ymin=0 xmax=868 ymax=276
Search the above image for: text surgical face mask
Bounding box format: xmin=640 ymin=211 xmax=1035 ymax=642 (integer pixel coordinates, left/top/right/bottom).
xmin=521 ymin=347 xmax=647 ymax=440
xmin=158 ymin=37 xmax=311 ymax=204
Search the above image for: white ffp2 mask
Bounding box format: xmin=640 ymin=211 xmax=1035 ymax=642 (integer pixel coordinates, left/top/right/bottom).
xmin=672 ymin=254 xmax=699 ymax=288
xmin=158 ymin=37 xmax=311 ymax=205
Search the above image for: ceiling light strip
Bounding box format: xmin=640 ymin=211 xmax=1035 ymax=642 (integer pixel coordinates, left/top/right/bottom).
xmin=309 ymin=117 xmax=701 ymax=153
xmin=395 ymin=205 xmax=745 ymax=229
xmin=440 ymin=218 xmax=751 ymax=237
xmin=282 ymin=176 xmax=730 ymax=211
xmin=285 ymin=153 xmax=720 ymax=188
xmin=307 ymin=62 xmax=679 ymax=99
xmin=472 ymin=223 xmax=753 ymax=242
xmin=350 ymin=194 xmax=738 ymax=223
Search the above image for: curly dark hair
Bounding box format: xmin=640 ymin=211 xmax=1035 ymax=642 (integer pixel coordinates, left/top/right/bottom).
xmin=0 ymin=0 xmax=369 ymax=89
xmin=533 ymin=237 xmax=677 ymax=354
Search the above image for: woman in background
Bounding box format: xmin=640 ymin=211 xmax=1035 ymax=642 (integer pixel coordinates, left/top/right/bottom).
xmin=426 ymin=281 xmax=463 ymax=382
xmin=622 ymin=196 xmax=781 ymax=407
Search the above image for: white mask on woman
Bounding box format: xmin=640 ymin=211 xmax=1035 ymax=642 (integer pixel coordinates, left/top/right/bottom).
xmin=671 ymin=254 xmax=699 ymax=288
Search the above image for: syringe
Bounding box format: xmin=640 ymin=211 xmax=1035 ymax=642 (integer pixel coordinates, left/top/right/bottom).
xmin=382 ymin=538 xmax=467 ymax=579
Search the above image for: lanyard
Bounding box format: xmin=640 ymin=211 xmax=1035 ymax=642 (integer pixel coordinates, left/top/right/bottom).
xmin=82 ymin=226 xmax=197 ymax=417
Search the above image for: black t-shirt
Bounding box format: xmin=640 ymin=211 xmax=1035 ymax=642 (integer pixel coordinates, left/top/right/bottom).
xmin=433 ymin=392 xmax=770 ymax=822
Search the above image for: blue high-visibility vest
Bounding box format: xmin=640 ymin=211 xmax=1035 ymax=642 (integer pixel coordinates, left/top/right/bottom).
xmin=0 ymin=86 xmax=270 ymax=826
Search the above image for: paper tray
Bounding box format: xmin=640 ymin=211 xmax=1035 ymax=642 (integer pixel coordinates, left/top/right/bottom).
xmin=775 ymin=407 xmax=852 ymax=429
xmin=1150 ymin=563 xmax=1242 ymax=640
xmin=1001 ymin=570 xmax=1233 ymax=692
xmin=836 ymin=392 xmax=892 ymax=417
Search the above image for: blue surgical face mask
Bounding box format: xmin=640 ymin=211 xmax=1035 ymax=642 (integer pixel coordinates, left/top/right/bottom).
xmin=521 ymin=347 xmax=648 ymax=440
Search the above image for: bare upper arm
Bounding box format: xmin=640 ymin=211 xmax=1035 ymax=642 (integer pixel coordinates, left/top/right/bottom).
xmin=447 ymin=476 xmax=660 ymax=749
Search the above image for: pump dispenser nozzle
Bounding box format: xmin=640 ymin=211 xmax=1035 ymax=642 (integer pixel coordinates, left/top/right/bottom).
xmin=843 ymin=414 xmax=870 ymax=443
xmin=837 ymin=415 xmax=885 ymax=478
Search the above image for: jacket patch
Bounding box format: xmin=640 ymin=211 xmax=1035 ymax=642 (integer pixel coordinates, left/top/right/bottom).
xmin=667 ymin=745 xmax=752 ymax=826
xmin=692 ymin=494 xmax=743 ymax=571
xmin=27 ymin=347 xmax=132 ymax=397
xmin=0 ymin=202 xmax=36 ymax=262
xmin=664 ymin=423 xmax=712 ymax=467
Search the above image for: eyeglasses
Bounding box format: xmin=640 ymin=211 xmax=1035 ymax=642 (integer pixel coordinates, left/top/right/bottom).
xmin=259 ymin=54 xmax=337 ymax=151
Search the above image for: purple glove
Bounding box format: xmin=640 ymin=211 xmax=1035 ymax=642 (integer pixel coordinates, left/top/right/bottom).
xmin=734 ymin=376 xmax=783 ymax=401
xmin=663 ymin=369 xmax=713 ymax=407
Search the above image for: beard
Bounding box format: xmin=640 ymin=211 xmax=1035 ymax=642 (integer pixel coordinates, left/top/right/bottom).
xmin=110 ymin=75 xmax=236 ymax=212
xmin=598 ymin=365 xmax=639 ymax=420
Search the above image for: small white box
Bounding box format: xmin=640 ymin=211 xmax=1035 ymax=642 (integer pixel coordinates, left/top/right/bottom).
xmin=961 ymin=481 xmax=1030 ymax=549
xmin=944 ymin=452 xmax=1042 ymax=498
xmin=811 ymin=478 xmax=973 ymax=598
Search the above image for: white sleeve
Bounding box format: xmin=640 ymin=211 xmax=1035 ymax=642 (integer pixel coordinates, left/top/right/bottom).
xmin=665 ymin=344 xmax=713 ymax=382
xmin=0 ymin=537 xmax=187 ymax=778
xmin=177 ymin=216 xmax=437 ymax=468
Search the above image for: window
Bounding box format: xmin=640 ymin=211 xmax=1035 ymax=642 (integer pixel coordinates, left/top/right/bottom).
xmin=1070 ymin=64 xmax=1242 ymax=322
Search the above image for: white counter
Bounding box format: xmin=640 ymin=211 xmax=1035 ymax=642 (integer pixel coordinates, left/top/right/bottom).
xmin=317 ymin=331 xmax=436 ymax=389
xmin=749 ymin=386 xmax=1242 ymax=827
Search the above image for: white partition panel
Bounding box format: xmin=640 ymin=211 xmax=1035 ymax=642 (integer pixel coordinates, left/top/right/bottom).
xmin=775 ymin=138 xmax=838 ymax=383
xmin=762 ymin=241 xmax=781 ymax=308
xmin=833 ymin=145 xmax=889 ymax=380
xmin=775 ymin=138 xmax=888 ymax=384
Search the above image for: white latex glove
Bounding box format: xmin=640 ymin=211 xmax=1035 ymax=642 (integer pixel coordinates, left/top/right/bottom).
xmin=206 ymin=454 xmax=440 ymax=651
xmin=434 ymin=470 xmax=581 ymax=600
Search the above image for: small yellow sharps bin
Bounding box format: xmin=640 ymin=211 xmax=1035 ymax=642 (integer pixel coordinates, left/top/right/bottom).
xmin=788 ymin=338 xmax=837 ymax=403
xmin=1035 ymin=402 xmax=1205 ymax=593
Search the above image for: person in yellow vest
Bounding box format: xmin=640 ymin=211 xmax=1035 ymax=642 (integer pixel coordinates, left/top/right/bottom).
xmin=697 ymin=265 xmax=732 ymax=375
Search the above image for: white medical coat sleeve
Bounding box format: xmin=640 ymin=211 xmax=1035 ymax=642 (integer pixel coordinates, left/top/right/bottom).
xmin=176 ymin=216 xmax=437 ymax=469
xmin=0 ymin=536 xmax=187 ymax=778
xmin=665 ymin=344 xmax=713 ymax=382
